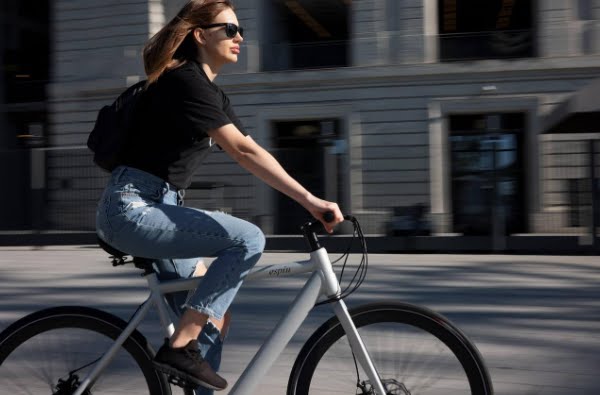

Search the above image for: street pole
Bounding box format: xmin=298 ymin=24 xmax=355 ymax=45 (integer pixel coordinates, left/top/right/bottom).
xmin=487 ymin=115 xmax=505 ymax=252
xmin=590 ymin=139 xmax=599 ymax=250
xmin=0 ymin=16 xmax=7 ymax=149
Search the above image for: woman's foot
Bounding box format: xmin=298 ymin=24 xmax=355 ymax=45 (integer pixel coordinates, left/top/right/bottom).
xmin=153 ymin=338 xmax=227 ymax=391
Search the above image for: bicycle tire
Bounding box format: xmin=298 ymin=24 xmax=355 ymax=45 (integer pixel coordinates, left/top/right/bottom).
xmin=288 ymin=301 xmax=493 ymax=395
xmin=0 ymin=306 xmax=171 ymax=395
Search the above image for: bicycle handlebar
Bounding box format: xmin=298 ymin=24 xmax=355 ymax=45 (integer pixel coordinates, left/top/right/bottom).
xmin=301 ymin=212 xmax=356 ymax=252
xmin=301 ymin=212 xmax=368 ymax=304
xmin=323 ymin=211 xmax=335 ymax=223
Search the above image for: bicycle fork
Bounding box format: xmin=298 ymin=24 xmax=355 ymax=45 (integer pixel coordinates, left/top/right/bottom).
xmin=315 ymin=247 xmax=388 ymax=395
xmin=332 ymin=300 xmax=387 ymax=395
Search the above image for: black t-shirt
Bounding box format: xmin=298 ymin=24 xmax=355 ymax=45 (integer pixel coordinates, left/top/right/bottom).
xmin=121 ymin=60 xmax=247 ymax=189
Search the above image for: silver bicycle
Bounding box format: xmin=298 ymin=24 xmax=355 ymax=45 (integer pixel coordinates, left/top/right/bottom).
xmin=0 ymin=215 xmax=493 ymax=395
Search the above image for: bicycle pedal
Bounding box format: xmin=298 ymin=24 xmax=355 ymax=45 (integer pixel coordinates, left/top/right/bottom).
xmin=167 ymin=374 xmax=196 ymax=390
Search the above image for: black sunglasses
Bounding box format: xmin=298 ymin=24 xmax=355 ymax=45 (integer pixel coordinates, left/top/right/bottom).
xmin=199 ymin=23 xmax=244 ymax=38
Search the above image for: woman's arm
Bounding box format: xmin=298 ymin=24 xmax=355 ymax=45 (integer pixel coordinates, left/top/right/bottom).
xmin=207 ymin=124 xmax=343 ymax=232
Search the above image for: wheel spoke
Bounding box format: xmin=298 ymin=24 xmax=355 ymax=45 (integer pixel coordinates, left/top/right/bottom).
xmin=1 ymin=327 xmax=147 ymax=394
xmin=309 ymin=323 xmax=471 ymax=394
xmin=0 ymin=308 xmax=167 ymax=395
xmin=289 ymin=304 xmax=491 ymax=395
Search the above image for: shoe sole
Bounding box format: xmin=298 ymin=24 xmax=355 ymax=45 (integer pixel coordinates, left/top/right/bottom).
xmin=153 ymin=361 xmax=227 ymax=391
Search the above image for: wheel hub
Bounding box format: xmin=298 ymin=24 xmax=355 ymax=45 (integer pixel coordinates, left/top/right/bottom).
xmin=360 ymin=378 xmax=411 ymax=395
xmin=53 ymin=374 xmax=91 ymax=395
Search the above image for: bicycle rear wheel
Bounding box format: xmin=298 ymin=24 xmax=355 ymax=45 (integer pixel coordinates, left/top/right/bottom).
xmin=0 ymin=306 xmax=170 ymax=395
xmin=288 ymin=302 xmax=493 ymax=395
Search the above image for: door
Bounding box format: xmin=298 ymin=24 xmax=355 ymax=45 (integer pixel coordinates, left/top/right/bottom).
xmin=449 ymin=113 xmax=526 ymax=235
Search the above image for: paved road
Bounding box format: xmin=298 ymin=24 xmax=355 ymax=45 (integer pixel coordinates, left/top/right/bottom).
xmin=0 ymin=246 xmax=598 ymax=394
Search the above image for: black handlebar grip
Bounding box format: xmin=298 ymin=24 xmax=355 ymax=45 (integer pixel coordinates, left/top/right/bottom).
xmin=323 ymin=211 xmax=335 ymax=223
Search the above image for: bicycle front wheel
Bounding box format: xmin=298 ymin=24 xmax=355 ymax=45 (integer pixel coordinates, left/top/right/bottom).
xmin=288 ymin=302 xmax=493 ymax=395
xmin=0 ymin=306 xmax=170 ymax=395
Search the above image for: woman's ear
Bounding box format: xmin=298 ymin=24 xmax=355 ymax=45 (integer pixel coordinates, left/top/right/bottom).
xmin=192 ymin=28 xmax=206 ymax=45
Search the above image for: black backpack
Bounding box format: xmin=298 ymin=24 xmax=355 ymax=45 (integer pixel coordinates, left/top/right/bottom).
xmin=87 ymin=80 xmax=147 ymax=172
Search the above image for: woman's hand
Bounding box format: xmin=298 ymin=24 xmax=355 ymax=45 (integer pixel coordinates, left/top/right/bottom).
xmin=302 ymin=194 xmax=344 ymax=234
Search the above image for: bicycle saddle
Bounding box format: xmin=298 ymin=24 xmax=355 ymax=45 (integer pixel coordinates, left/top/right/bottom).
xmin=97 ymin=238 xmax=155 ymax=273
xmin=97 ymin=237 xmax=127 ymax=258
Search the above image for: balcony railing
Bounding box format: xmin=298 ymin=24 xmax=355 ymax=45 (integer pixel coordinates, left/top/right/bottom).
xmin=439 ymin=29 xmax=536 ymax=62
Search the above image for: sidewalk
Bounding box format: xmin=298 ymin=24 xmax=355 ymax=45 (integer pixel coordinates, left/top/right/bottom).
xmin=0 ymin=246 xmax=598 ymax=394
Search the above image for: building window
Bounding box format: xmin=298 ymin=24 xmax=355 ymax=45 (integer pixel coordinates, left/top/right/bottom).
xmin=3 ymin=0 xmax=50 ymax=104
xmin=449 ymin=113 xmax=526 ymax=235
xmin=578 ymin=0 xmax=593 ymax=20
xmin=438 ymin=0 xmax=535 ymax=61
xmin=271 ymin=119 xmax=344 ymax=233
xmin=2 ymin=0 xmax=50 ymax=149
xmin=262 ymin=0 xmax=350 ymax=71
xmin=568 ymin=179 xmax=590 ymax=227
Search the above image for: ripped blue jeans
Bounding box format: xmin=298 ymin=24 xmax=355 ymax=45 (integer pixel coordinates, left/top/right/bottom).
xmin=96 ymin=166 xmax=265 ymax=394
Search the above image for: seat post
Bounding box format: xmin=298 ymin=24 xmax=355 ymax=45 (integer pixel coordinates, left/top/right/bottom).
xmin=133 ymin=257 xmax=157 ymax=275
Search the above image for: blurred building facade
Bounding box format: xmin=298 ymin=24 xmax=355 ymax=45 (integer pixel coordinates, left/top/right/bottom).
xmin=1 ymin=0 xmax=599 ymax=249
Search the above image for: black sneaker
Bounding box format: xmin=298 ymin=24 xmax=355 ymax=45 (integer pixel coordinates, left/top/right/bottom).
xmin=153 ymin=338 xmax=228 ymax=391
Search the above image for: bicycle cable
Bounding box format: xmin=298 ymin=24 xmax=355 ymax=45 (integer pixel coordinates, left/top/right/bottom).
xmin=315 ymin=216 xmax=368 ymax=306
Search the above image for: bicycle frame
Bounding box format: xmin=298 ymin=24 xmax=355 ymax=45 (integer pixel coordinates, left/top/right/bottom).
xmin=73 ymin=247 xmax=387 ymax=395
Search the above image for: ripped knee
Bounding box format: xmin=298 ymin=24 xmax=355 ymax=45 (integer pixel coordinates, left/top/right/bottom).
xmin=192 ymin=259 xmax=208 ymax=277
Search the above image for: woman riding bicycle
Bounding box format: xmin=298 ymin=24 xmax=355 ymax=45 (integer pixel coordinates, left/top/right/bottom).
xmin=95 ymin=0 xmax=343 ymax=392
